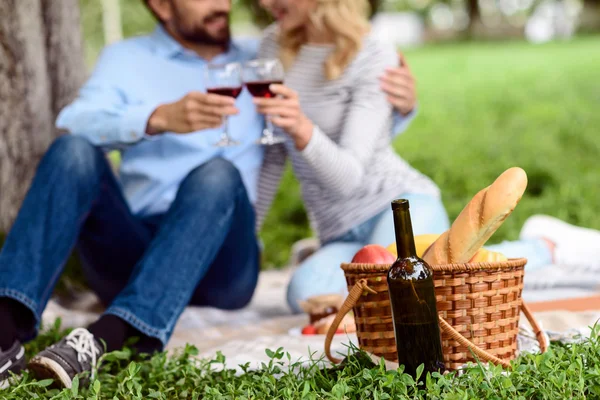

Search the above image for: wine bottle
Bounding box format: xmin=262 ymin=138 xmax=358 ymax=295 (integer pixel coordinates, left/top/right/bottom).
xmin=387 ymin=199 xmax=445 ymax=378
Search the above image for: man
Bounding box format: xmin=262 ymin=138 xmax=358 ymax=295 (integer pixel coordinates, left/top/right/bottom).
xmin=0 ymin=0 xmax=418 ymax=388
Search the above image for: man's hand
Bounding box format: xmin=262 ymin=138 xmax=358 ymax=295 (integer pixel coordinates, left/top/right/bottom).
xmin=146 ymin=92 xmax=239 ymax=135
xmin=253 ymin=84 xmax=314 ymax=150
xmin=379 ymin=53 xmax=417 ymax=116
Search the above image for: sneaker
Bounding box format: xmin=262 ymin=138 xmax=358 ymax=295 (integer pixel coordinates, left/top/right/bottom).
xmin=28 ymin=328 xmax=103 ymax=389
xmin=0 ymin=341 xmax=25 ymax=389
xmin=520 ymin=215 xmax=600 ymax=271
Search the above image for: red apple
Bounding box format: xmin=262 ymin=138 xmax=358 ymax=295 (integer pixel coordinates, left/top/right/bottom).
xmin=301 ymin=325 xmax=317 ymax=335
xmin=351 ymin=244 xmax=396 ymax=264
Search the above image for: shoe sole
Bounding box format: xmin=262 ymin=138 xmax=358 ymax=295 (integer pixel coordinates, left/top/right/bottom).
xmin=0 ymin=347 xmax=26 ymax=389
xmin=28 ymin=356 xmax=72 ymax=389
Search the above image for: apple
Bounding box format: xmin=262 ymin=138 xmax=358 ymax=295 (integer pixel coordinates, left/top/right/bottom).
xmin=351 ymin=244 xmax=396 ymax=264
xmin=301 ymin=325 xmax=317 ymax=335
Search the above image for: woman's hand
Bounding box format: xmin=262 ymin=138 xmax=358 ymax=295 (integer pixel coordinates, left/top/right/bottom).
xmin=379 ymin=53 xmax=417 ymax=116
xmin=253 ymin=84 xmax=314 ymax=150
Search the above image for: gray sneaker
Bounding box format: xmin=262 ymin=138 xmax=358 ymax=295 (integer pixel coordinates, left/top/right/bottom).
xmin=28 ymin=328 xmax=103 ymax=388
xmin=0 ymin=341 xmax=26 ymax=389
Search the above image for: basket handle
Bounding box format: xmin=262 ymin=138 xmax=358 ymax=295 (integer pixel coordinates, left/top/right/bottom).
xmin=438 ymin=301 xmax=549 ymax=369
xmin=325 ymin=279 xmax=377 ymax=363
xmin=520 ymin=301 xmax=549 ymax=353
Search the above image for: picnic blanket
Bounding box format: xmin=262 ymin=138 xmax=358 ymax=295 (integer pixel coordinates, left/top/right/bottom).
xmin=42 ymin=266 xmax=600 ymax=371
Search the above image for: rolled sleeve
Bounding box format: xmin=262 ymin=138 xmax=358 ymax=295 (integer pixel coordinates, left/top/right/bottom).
xmin=120 ymin=103 xmax=159 ymax=143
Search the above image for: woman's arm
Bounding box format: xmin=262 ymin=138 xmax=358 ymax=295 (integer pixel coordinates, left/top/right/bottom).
xmin=255 ymin=40 xmax=398 ymax=197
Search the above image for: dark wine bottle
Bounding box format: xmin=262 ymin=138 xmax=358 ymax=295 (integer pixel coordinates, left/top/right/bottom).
xmin=387 ymin=199 xmax=445 ymax=378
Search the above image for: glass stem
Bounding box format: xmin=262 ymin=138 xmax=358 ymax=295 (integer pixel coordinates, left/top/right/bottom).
xmin=265 ymin=117 xmax=275 ymax=139
xmin=222 ymin=116 xmax=230 ymax=140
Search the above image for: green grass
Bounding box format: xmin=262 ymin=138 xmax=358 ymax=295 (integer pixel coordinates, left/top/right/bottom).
xmin=77 ymin=1 xmax=600 ymax=269
xmin=263 ymin=36 xmax=600 ymax=267
xmin=3 ymin=321 xmax=600 ymax=399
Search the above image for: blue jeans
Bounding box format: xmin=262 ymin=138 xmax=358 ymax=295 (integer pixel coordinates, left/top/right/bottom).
xmin=0 ymin=136 xmax=259 ymax=346
xmin=287 ymin=193 xmax=552 ymax=313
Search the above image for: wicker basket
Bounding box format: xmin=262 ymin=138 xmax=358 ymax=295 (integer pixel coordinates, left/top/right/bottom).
xmin=324 ymin=258 xmax=548 ymax=370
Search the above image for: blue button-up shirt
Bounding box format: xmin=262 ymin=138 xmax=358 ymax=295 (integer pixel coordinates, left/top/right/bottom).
xmin=57 ymin=26 xmax=263 ymax=216
xmin=57 ymin=25 xmax=413 ymax=217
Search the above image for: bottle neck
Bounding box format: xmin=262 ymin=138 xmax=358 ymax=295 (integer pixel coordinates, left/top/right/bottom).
xmin=393 ymin=207 xmax=417 ymax=259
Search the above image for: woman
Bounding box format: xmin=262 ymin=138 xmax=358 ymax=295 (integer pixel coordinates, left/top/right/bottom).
xmin=252 ymin=0 xmax=600 ymax=313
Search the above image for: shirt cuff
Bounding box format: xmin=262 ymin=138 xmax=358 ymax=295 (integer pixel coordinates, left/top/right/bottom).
xmin=391 ymin=105 xmax=418 ymax=138
xmin=120 ymin=103 xmax=160 ymax=144
xmin=299 ymin=125 xmax=326 ymax=162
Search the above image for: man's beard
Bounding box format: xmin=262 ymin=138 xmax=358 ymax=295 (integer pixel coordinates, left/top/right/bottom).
xmin=172 ymin=9 xmax=231 ymax=47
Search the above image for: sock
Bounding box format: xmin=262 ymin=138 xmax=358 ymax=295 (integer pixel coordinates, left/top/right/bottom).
xmin=0 ymin=298 xmax=21 ymax=350
xmin=130 ymin=332 xmax=162 ymax=355
xmin=88 ymin=315 xmax=130 ymax=352
xmin=88 ymin=315 xmax=162 ymax=354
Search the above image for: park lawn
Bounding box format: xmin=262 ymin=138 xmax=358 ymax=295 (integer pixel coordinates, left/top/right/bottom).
xmin=3 ymin=320 xmax=600 ymax=399
xmin=260 ymin=36 xmax=600 ymax=268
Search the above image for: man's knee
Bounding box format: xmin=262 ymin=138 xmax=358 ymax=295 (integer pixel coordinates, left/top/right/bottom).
xmin=46 ymin=135 xmax=102 ymax=178
xmin=217 ymin=286 xmax=255 ymax=310
xmin=180 ymin=157 xmax=243 ymax=198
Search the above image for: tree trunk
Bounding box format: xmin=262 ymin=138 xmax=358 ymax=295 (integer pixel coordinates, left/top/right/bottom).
xmin=0 ymin=0 xmax=85 ymax=232
xmin=466 ymin=0 xmax=480 ymax=38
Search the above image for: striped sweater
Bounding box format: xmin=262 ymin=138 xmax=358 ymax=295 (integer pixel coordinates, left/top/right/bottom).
xmin=255 ymin=25 xmax=440 ymax=242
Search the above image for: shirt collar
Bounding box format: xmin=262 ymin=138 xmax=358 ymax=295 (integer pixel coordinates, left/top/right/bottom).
xmin=150 ymin=24 xmax=240 ymax=62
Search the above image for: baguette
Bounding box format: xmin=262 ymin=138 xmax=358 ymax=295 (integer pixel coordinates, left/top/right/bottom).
xmin=422 ymin=167 xmax=528 ymax=265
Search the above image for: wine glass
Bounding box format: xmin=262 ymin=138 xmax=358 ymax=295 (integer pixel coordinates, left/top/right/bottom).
xmin=205 ymin=62 xmax=243 ymax=147
xmin=243 ymin=59 xmax=286 ymax=145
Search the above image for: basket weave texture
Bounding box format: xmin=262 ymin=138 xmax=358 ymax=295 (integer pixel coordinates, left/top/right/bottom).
xmin=325 ymin=258 xmax=547 ymax=370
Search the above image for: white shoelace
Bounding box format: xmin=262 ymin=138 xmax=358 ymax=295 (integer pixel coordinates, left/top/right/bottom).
xmin=65 ymin=328 xmax=101 ymax=369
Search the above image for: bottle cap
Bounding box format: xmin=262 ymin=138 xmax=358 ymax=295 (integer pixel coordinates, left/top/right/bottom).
xmin=391 ymin=199 xmax=410 ymax=210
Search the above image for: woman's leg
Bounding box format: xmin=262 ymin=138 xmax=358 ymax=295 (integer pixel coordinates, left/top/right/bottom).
xmin=485 ymin=239 xmax=553 ymax=271
xmin=287 ymin=242 xmax=363 ymax=313
xmin=369 ymin=193 xmax=451 ymax=246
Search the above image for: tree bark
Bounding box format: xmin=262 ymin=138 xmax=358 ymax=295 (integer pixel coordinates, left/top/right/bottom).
xmin=466 ymin=0 xmax=481 ymax=38
xmin=0 ymin=0 xmax=85 ymax=232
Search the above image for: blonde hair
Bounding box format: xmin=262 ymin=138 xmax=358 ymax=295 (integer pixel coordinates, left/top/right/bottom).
xmin=279 ymin=0 xmax=371 ymax=80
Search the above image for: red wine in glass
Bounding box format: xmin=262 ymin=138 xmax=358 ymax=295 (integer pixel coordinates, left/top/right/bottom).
xmin=207 ymin=86 xmax=243 ymax=98
xmin=245 ymin=80 xmax=283 ymax=98
xmin=205 ymin=62 xmax=242 ymax=147
xmin=243 ymin=59 xmax=286 ymax=145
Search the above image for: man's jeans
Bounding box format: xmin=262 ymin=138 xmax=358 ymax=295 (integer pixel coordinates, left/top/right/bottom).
xmin=0 ymin=135 xmax=259 ymax=346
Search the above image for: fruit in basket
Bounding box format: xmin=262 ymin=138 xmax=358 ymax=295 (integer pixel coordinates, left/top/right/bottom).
xmin=470 ymin=248 xmax=508 ymax=262
xmin=351 ymin=244 xmax=396 ymax=264
xmin=387 ymin=234 xmax=440 ymax=258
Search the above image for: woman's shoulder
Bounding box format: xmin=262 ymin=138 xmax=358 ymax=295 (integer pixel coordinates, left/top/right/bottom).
xmin=258 ymin=23 xmax=280 ymax=57
xmin=352 ymin=33 xmax=398 ymax=72
xmin=262 ymin=23 xmax=280 ymax=40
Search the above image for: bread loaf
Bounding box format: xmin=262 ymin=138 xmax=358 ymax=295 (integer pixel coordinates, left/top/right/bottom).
xmin=422 ymin=167 xmax=528 ymax=265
